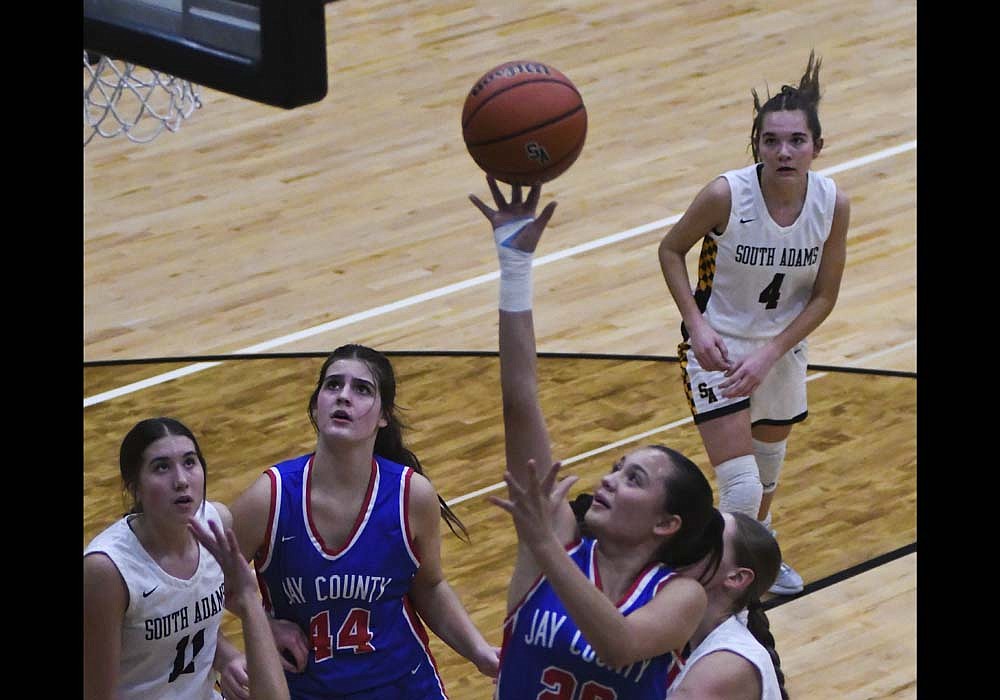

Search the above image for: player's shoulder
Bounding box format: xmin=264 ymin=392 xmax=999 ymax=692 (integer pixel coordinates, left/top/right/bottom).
xmin=675 ymin=648 xmax=762 ymax=699
xmin=706 ymin=173 xmax=734 ymax=198
xmin=834 ymin=186 xmax=851 ymax=210
xmin=689 ymin=175 xmax=733 ymax=220
xmin=406 ymin=469 xmax=437 ymax=501
xmin=83 ymin=548 xmax=120 ymax=575
xmin=812 ymin=169 xmax=848 ymax=203
xmin=207 ymin=500 xmax=233 ymax=528
xmin=659 ymin=571 xmax=707 ymax=599
xmin=83 ymin=550 xmax=129 ymax=614
xmin=83 ymin=548 xmax=128 ymax=605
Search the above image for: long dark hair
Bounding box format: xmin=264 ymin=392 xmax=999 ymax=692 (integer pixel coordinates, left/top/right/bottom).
xmin=750 ymin=50 xmax=823 ymax=163
xmin=649 ymin=445 xmax=724 ymax=582
xmin=571 ymin=444 xmax=724 ymax=583
xmin=119 ymin=417 xmax=207 ymax=516
xmin=730 ymin=512 xmax=789 ymax=700
xmin=309 ymin=344 xmax=469 ymax=541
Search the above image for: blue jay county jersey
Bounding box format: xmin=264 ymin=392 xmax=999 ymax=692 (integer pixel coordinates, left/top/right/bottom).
xmin=255 ymin=454 xmax=446 ymax=699
xmin=495 ymin=537 xmax=685 ymax=700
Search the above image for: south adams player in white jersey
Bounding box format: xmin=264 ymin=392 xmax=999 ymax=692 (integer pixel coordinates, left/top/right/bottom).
xmin=84 ymin=418 xmax=242 ymax=700
xmin=702 ymin=163 xmax=837 ymax=343
xmin=668 ymin=513 xmax=788 ymax=700
xmin=85 ymin=501 xmax=227 ymax=700
xmin=659 ymin=51 xmax=851 ymax=596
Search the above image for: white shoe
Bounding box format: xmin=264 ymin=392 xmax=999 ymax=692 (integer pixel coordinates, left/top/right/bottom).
xmin=769 ymin=561 xmax=804 ymax=595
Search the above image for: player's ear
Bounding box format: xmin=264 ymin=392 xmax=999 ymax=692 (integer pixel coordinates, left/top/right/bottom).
xmin=653 ymin=513 xmax=682 ymax=538
xmin=724 ymin=566 xmax=755 ymax=594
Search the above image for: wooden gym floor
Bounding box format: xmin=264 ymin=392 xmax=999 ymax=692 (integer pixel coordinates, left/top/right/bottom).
xmin=84 ymin=1 xmax=917 ymax=698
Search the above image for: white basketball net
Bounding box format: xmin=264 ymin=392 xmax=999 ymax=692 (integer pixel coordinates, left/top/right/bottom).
xmin=84 ymin=52 xmax=202 ymax=146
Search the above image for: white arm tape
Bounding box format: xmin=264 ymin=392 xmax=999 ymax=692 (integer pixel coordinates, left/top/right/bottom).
xmin=494 ymin=218 xmax=535 ymax=312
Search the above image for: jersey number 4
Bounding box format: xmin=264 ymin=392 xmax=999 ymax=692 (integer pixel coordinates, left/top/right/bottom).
xmin=758 ymin=273 xmax=786 ymax=309
xmin=310 ymin=608 xmax=375 ymax=661
xmin=538 ymin=665 xmax=618 ymax=699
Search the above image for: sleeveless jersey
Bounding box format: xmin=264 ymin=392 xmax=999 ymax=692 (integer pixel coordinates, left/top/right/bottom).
xmin=83 ymin=502 xmax=226 ymax=700
xmin=688 ymin=163 xmax=838 ymax=341
xmin=495 ymin=537 xmax=685 ymax=700
xmin=667 ymin=614 xmax=782 ymax=700
xmin=254 ymin=453 xmax=445 ymax=699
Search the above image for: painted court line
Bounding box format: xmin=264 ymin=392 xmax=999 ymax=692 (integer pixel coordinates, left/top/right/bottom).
xmin=445 ymin=337 xmax=916 ymax=507
xmin=84 ymin=140 xmax=916 ymax=408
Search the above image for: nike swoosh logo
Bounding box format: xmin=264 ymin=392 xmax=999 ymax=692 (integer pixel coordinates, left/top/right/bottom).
xmin=142 ymin=587 xmax=158 ymax=597
xmin=410 ymin=663 xmax=422 ymax=675
xmin=281 ymin=535 xmax=296 ymax=542
xmin=739 ymin=217 xmax=756 ymax=223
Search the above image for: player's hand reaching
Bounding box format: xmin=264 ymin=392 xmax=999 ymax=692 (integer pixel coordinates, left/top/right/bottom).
xmin=189 ymin=517 xmax=259 ymax=618
xmin=489 ymin=459 xmax=579 ymax=551
xmin=469 ymin=175 xmax=557 ymax=252
xmin=189 ymin=518 xmax=256 ymax=699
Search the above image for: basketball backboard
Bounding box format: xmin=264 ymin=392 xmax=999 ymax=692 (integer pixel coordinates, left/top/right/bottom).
xmin=83 ymin=0 xmax=328 ymax=109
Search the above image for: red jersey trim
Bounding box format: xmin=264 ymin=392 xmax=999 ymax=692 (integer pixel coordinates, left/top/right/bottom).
xmin=254 ymin=468 xmax=280 ymax=571
xmin=401 ymin=594 xmax=447 ymax=697
xmin=399 ymin=467 xmax=420 ymax=566
xmin=305 ymin=456 xmax=379 ymax=558
xmin=590 ymin=542 xmax=669 ymax=610
xmin=502 ymin=537 xmax=584 ymax=627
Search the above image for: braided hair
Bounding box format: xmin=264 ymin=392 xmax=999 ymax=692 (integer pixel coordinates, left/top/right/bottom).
xmin=309 ymin=344 xmax=469 ymax=542
xmin=750 ymin=50 xmax=823 ymax=164
xmin=729 ymin=512 xmax=789 ymax=700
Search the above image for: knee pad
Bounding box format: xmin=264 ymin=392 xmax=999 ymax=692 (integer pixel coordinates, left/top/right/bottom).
xmin=714 ymin=455 xmax=762 ymax=518
xmin=753 ymin=438 xmax=787 ymax=494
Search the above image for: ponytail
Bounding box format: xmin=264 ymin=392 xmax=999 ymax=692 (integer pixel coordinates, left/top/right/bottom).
xmin=374 ymin=413 xmax=470 ymax=542
xmin=731 ymin=513 xmax=788 ymax=699
xmin=750 ymin=49 xmax=824 ymax=163
xmin=746 ymin=600 xmax=789 ymax=700
xmin=649 ymin=445 xmax=725 ymax=578
xmin=661 ymin=508 xmax=725 ymax=584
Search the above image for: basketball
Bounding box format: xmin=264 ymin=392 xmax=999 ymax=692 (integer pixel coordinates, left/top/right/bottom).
xmin=462 ymin=61 xmax=587 ymax=185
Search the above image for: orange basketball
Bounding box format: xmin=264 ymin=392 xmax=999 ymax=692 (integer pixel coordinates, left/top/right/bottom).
xmin=462 ymin=61 xmax=587 ymax=185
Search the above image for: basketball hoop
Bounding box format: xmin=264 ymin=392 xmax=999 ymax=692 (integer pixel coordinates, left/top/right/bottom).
xmin=83 ymin=52 xmax=202 ymax=146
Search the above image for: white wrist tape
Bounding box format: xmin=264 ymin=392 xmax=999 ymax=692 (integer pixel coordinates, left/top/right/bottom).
xmin=494 ymin=218 xmax=535 ymax=312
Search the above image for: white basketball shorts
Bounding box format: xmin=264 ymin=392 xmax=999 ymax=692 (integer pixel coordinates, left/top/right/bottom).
xmin=678 ymin=336 xmax=809 ymax=426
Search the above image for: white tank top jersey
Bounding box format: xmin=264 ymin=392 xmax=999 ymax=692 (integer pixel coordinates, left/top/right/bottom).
xmin=668 ymin=614 xmax=782 ymax=699
xmin=694 ymin=163 xmax=837 ymax=340
xmin=84 ymin=502 xmax=226 ymax=700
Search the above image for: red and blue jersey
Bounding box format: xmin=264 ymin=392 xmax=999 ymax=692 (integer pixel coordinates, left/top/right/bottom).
xmin=495 ymin=537 xmax=685 ymax=700
xmin=255 ymin=453 xmax=446 ymax=699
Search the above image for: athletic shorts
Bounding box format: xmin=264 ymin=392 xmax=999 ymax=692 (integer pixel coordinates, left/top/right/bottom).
xmin=678 ymin=336 xmax=809 ymax=426
xmin=292 ymin=659 xmax=448 ymax=700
